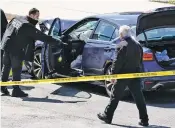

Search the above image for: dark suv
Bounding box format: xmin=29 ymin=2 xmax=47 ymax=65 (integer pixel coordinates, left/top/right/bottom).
xmin=27 ymin=10 xmax=175 ymax=97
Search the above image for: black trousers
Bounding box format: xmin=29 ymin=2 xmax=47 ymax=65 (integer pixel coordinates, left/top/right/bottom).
xmin=104 ymin=78 xmax=148 ymax=121
xmin=1 ymin=50 xmax=4 ymax=70
xmin=1 ymin=50 xmax=23 ymax=89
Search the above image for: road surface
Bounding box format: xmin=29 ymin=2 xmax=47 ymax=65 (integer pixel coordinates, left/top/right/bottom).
xmin=1 ymin=0 xmax=175 ymax=127
xmin=1 ymin=82 xmax=175 ymax=128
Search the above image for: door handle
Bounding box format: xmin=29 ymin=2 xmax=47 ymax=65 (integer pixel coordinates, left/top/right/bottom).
xmin=104 ymin=47 xmax=112 ymax=50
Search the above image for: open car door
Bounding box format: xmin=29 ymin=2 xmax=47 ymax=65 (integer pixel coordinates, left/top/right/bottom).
xmin=44 ymin=18 xmax=66 ymax=75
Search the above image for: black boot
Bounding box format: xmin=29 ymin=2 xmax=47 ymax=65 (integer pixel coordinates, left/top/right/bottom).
xmin=97 ymin=113 xmax=112 ymax=124
xmin=138 ymin=120 xmax=149 ymax=127
xmin=12 ymin=88 xmax=28 ymax=97
xmin=1 ymin=87 xmax=10 ymax=96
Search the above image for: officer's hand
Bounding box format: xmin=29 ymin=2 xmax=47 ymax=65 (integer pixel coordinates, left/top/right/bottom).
xmin=52 ymin=37 xmax=67 ymax=46
xmin=61 ymin=41 xmax=68 ymax=46
xmin=58 ymin=40 xmax=68 ymax=47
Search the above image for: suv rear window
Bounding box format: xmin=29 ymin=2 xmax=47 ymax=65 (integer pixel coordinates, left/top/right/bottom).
xmin=133 ymin=27 xmax=175 ymax=41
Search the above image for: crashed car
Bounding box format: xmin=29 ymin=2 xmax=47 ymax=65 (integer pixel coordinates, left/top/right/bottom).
xmin=24 ymin=18 xmax=77 ymax=77
xmin=28 ymin=9 xmax=175 ymax=97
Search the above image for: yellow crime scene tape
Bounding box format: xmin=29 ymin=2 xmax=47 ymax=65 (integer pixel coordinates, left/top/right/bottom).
xmin=0 ymin=70 xmax=175 ymax=86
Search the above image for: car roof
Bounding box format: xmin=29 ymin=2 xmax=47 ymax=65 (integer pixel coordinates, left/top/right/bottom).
xmin=89 ymin=12 xmax=142 ymax=26
xmin=41 ymin=19 xmax=77 ymax=31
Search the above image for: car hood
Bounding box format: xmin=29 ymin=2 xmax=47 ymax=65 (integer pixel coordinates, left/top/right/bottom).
xmin=136 ymin=10 xmax=175 ymax=36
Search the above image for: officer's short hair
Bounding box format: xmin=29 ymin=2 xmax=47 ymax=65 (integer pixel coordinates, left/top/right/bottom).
xmin=29 ymin=8 xmax=39 ymax=15
xmin=119 ymin=25 xmax=131 ymax=37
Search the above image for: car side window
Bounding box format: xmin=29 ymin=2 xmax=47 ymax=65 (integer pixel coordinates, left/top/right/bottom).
xmin=50 ymin=20 xmax=61 ymax=38
xmin=91 ymin=21 xmax=116 ymax=41
xmin=69 ymin=20 xmax=98 ymax=40
xmin=111 ymin=29 xmax=119 ymax=40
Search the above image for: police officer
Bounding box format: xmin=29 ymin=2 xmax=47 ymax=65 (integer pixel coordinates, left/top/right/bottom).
xmin=24 ymin=8 xmax=40 ymax=62
xmin=1 ymin=8 xmax=39 ymax=70
xmin=0 ymin=9 xmax=8 ymax=40
xmin=1 ymin=9 xmax=63 ymax=97
xmin=1 ymin=9 xmax=8 ymax=69
xmin=97 ymin=25 xmax=149 ymax=126
xmin=28 ymin=8 xmax=40 ymax=21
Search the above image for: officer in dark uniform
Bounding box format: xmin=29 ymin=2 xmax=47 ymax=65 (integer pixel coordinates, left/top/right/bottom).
xmin=1 ymin=9 xmax=8 ymax=69
xmin=97 ymin=25 xmax=149 ymax=127
xmin=0 ymin=9 xmax=8 ymax=40
xmin=1 ymin=12 xmax=63 ymax=97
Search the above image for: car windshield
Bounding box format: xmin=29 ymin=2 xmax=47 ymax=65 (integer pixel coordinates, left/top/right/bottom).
xmin=74 ymin=21 xmax=97 ymax=33
xmin=132 ymin=27 xmax=175 ymax=41
xmin=69 ymin=20 xmax=98 ymax=40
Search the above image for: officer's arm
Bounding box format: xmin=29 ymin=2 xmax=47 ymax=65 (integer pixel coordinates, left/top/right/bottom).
xmin=139 ymin=44 xmax=144 ymax=71
xmin=34 ymin=29 xmax=62 ymax=45
xmin=110 ymin=37 xmax=120 ymax=44
xmin=140 ymin=45 xmax=144 ymax=64
xmin=28 ymin=24 xmax=62 ymax=45
xmin=112 ymin=47 xmax=127 ymax=74
xmin=1 ymin=9 xmax=8 ymax=38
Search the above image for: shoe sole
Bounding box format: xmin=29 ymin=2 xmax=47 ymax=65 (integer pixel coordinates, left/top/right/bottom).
xmin=1 ymin=94 xmax=10 ymax=96
xmin=97 ymin=114 xmax=111 ymax=124
xmin=11 ymin=95 xmax=28 ymax=97
xmin=139 ymin=122 xmax=149 ymax=127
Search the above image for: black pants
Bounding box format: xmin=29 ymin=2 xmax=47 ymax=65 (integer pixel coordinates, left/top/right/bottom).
xmin=1 ymin=50 xmax=4 ymax=70
xmin=104 ymin=79 xmax=148 ymax=121
xmin=1 ymin=50 xmax=23 ymax=90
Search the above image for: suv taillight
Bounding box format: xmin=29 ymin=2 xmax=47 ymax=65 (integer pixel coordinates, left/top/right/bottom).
xmin=143 ymin=53 xmax=154 ymax=61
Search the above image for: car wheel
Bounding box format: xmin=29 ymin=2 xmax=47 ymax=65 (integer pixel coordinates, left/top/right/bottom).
xmin=104 ymin=65 xmax=113 ymax=97
xmin=32 ymin=49 xmax=42 ymax=79
xmin=24 ymin=61 xmax=35 ymax=76
xmin=104 ymin=65 xmax=130 ymax=98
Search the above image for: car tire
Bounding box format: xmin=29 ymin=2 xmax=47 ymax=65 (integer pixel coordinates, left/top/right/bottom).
xmin=24 ymin=61 xmax=35 ymax=76
xmin=104 ymin=65 xmax=130 ymax=98
xmin=32 ymin=49 xmax=43 ymax=79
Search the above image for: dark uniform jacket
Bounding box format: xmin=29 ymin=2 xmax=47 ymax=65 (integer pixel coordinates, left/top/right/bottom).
xmin=112 ymin=36 xmax=143 ymax=74
xmin=1 ymin=9 xmax=8 ymax=69
xmin=1 ymin=9 xmax=8 ymax=40
xmin=1 ymin=16 xmax=60 ymax=61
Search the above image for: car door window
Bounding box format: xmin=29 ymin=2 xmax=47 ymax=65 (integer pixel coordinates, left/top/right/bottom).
xmin=69 ymin=20 xmax=98 ymax=40
xmin=91 ymin=21 xmax=116 ymax=41
xmin=111 ymin=29 xmax=119 ymax=40
xmin=49 ymin=18 xmax=61 ymax=39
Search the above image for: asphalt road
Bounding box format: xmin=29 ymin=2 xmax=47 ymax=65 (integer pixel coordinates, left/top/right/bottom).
xmin=1 ymin=0 xmax=174 ymax=127
xmin=1 ymin=81 xmax=175 ymax=128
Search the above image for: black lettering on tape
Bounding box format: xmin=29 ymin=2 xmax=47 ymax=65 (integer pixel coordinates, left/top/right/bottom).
xmin=173 ymin=71 xmax=175 ymax=75
xmin=133 ymin=74 xmax=139 ymax=77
